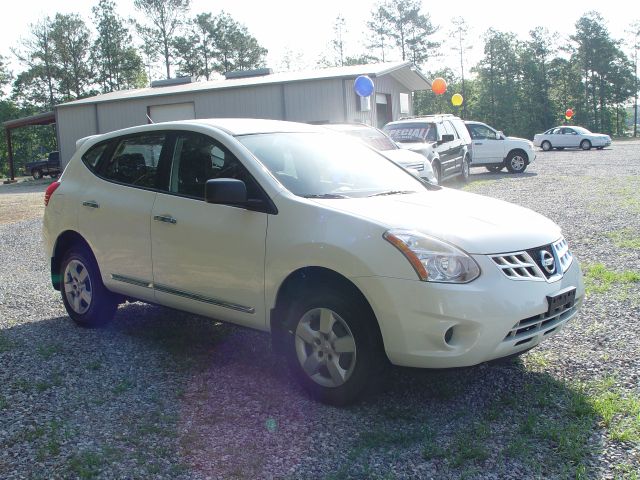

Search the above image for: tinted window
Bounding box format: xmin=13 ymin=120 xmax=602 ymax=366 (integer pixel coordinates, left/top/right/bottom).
xmin=169 ymin=132 xmax=261 ymax=200
xmin=450 ymin=119 xmax=471 ymax=142
xmin=101 ymin=133 xmax=166 ymax=188
xmin=82 ymin=142 xmax=109 ymax=170
xmin=442 ymin=121 xmax=459 ymax=139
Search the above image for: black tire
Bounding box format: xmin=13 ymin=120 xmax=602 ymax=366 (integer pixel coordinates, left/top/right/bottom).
xmin=283 ymin=286 xmax=383 ymax=406
xmin=596 ymin=146 xmax=604 ymax=150
xmin=432 ymin=161 xmax=441 ymax=185
xmin=541 ymin=141 xmax=552 ymax=151
xmin=505 ymin=150 xmax=528 ymax=173
xmin=60 ymin=246 xmax=117 ymax=327
xmin=32 ymin=169 xmax=43 ymax=180
xmin=580 ymin=139 xmax=591 ymax=150
xmin=459 ymin=156 xmax=470 ymax=183
xmin=486 ymin=165 xmax=504 ymax=173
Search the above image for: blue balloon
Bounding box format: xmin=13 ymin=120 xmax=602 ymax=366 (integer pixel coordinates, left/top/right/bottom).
xmin=354 ymin=75 xmax=374 ymax=97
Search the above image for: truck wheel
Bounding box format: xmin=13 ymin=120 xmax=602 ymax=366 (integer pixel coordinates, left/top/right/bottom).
xmin=61 ymin=245 xmax=117 ymax=327
xmin=506 ymin=151 xmax=528 ymax=173
xmin=283 ymin=286 xmax=383 ymax=405
xmin=32 ymin=169 xmax=43 ymax=180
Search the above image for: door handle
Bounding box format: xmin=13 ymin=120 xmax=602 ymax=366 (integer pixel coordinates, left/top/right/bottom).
xmin=82 ymin=200 xmax=100 ymax=209
xmin=474 ymin=142 xmax=483 ymax=145
xmin=153 ymin=215 xmax=177 ymax=224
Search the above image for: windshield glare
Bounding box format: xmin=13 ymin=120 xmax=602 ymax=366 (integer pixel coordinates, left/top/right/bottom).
xmin=383 ymin=122 xmax=437 ymax=143
xmin=239 ymin=132 xmax=424 ymax=198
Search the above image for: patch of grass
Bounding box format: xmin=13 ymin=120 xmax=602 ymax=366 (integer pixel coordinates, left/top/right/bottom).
xmin=614 ymin=463 xmax=640 ymax=480
xmin=523 ymin=350 xmax=552 ymax=370
xmin=587 ymin=378 xmax=640 ymax=443
xmin=606 ymin=228 xmax=640 ymax=250
xmin=37 ymin=343 xmax=62 ymax=359
xmin=113 ymin=379 xmax=134 ymax=395
xmin=450 ymin=421 xmax=490 ymax=466
xmin=68 ymin=451 xmax=105 ymax=479
xmin=356 ymin=425 xmax=426 ymax=450
xmin=461 ymin=179 xmax=497 ymax=192
xmin=583 ymin=263 xmax=640 ymax=295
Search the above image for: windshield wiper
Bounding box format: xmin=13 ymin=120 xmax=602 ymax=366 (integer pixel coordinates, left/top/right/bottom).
xmin=303 ymin=193 xmax=349 ymax=199
xmin=368 ymin=190 xmax=417 ymax=197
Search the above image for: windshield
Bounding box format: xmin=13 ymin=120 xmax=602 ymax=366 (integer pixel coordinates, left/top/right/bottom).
xmin=324 ymin=125 xmax=398 ymax=151
xmin=238 ymin=132 xmax=425 ymax=198
xmin=572 ymin=126 xmax=592 ymax=134
xmin=383 ymin=122 xmax=437 ymax=143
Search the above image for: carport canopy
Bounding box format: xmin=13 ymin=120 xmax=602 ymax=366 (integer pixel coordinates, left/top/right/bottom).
xmin=3 ymin=111 xmax=56 ymax=181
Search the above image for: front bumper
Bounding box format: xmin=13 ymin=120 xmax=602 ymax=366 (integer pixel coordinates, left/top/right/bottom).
xmin=352 ymin=254 xmax=584 ymax=368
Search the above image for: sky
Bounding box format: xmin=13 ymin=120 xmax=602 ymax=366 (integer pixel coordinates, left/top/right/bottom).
xmin=1 ymin=0 xmax=638 ymax=78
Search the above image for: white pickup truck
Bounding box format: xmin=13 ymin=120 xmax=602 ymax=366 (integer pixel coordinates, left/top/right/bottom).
xmin=464 ymin=121 xmax=536 ymax=174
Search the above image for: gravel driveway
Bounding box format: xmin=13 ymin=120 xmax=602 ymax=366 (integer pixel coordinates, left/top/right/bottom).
xmin=1 ymin=142 xmax=639 ymax=479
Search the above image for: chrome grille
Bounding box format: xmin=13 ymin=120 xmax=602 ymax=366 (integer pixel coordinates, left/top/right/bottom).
xmin=492 ymin=237 xmax=573 ymax=282
xmin=552 ymin=238 xmax=573 ymax=273
xmin=490 ymin=252 xmax=545 ymax=281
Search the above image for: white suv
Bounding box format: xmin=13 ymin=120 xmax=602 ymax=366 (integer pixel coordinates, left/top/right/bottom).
xmin=43 ymin=119 xmax=583 ymax=405
xmin=465 ymin=121 xmax=536 ymax=173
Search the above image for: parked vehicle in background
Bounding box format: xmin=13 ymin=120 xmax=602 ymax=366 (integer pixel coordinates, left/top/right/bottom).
xmin=43 ymin=118 xmax=584 ymax=405
xmin=322 ymin=123 xmax=437 ymax=184
xmin=464 ymin=121 xmax=536 ymax=174
xmin=383 ymin=114 xmax=472 ymax=184
xmin=533 ymin=126 xmax=612 ymax=151
xmin=25 ymin=151 xmax=61 ymax=179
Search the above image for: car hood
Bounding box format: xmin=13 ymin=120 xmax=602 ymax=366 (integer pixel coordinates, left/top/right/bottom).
xmin=382 ymin=149 xmax=427 ymax=166
xmin=314 ymin=188 xmax=560 ymax=254
xmin=395 ymin=142 xmax=435 ymax=154
xmin=506 ymin=136 xmax=531 ymax=144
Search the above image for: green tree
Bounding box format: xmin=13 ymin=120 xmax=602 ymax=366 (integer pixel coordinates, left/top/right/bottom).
xmin=50 ymin=13 xmax=93 ymax=100
xmin=92 ymin=0 xmax=147 ymax=92
xmin=627 ymin=20 xmax=639 ymax=136
xmin=331 ymin=15 xmax=347 ymax=67
xmin=173 ymin=13 xmax=216 ymax=80
xmin=211 ymin=13 xmax=267 ymax=74
xmin=12 ymin=17 xmax=58 ymax=109
xmin=133 ymin=0 xmax=191 ymax=79
xmin=368 ymin=0 xmax=439 ymax=65
xmin=0 ymin=55 xmax=11 ymax=95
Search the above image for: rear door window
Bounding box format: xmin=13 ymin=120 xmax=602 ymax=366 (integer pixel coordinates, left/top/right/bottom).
xmin=100 ymin=133 xmax=167 ymax=189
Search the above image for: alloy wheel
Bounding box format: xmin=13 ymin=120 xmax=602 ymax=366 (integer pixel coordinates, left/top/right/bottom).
xmin=63 ymin=259 xmax=93 ymax=314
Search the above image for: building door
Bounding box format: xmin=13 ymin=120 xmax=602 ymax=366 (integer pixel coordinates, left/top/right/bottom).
xmin=376 ymin=94 xmax=392 ymax=128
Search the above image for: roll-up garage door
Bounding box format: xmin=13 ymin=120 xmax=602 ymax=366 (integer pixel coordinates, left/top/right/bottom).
xmin=148 ymin=102 xmax=195 ymax=123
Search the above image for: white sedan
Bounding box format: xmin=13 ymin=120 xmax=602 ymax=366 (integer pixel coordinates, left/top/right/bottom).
xmin=43 ymin=119 xmax=583 ymax=405
xmin=533 ymin=126 xmax=612 ymax=151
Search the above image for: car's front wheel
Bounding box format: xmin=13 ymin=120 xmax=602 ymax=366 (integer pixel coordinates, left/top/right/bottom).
xmin=32 ymin=168 xmax=43 ymax=180
xmin=459 ymin=156 xmax=470 ymax=183
xmin=284 ymin=287 xmax=382 ymax=405
xmin=580 ymin=139 xmax=592 ymax=150
xmin=506 ymin=151 xmax=528 ymax=173
xmin=431 ymin=161 xmax=441 ymax=185
xmin=61 ymin=246 xmax=117 ymax=327
xmin=541 ymin=141 xmax=552 ymax=151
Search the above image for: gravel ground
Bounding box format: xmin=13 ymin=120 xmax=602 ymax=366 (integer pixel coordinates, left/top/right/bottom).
xmin=1 ymin=141 xmax=639 ymax=479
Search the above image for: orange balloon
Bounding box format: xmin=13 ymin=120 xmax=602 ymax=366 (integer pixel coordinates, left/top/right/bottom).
xmin=431 ymin=77 xmax=447 ymax=95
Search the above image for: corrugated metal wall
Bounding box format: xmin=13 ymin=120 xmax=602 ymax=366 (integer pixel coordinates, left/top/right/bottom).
xmin=56 ymin=75 xmax=416 ymax=166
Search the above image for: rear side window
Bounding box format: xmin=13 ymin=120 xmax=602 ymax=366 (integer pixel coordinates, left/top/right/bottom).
xmin=82 ymin=143 xmax=109 ymax=171
xmin=100 ymin=133 xmax=166 ymax=188
xmin=450 ymin=120 xmax=471 ymax=143
xmin=442 ymin=121 xmax=459 ymax=139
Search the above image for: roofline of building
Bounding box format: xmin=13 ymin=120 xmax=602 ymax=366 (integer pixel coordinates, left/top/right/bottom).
xmin=2 ymin=111 xmax=56 ymax=129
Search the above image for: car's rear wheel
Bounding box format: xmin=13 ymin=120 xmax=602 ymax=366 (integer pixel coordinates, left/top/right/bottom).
xmin=284 ymin=286 xmax=382 ymax=405
xmin=506 ymin=151 xmax=528 ymax=173
xmin=61 ymin=246 xmax=117 ymax=327
xmin=486 ymin=165 xmax=504 ymax=173
xmin=32 ymin=169 xmax=43 ymax=180
xmin=541 ymin=141 xmax=552 ymax=151
xmin=580 ymin=139 xmax=591 ymax=150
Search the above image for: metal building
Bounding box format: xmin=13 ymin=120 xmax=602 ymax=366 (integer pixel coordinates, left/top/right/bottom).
xmin=55 ymin=61 xmax=430 ymax=166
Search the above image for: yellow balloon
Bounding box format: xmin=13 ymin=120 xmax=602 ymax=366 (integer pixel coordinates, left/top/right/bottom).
xmin=451 ymin=93 xmax=463 ymax=106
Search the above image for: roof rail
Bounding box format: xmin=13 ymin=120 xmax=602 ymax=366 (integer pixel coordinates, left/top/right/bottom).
xmin=398 ymin=113 xmax=455 ymax=120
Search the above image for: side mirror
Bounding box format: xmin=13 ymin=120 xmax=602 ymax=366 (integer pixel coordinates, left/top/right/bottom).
xmin=205 ymin=178 xmax=247 ymax=205
xmin=497 ymin=131 xmax=505 ymax=140
xmin=439 ymin=134 xmax=455 ymax=144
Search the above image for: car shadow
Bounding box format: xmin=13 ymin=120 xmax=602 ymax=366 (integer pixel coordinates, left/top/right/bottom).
xmin=1 ymin=304 xmax=604 ymax=478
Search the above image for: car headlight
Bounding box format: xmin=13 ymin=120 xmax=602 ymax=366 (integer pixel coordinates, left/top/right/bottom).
xmin=383 ymin=229 xmax=480 ymax=283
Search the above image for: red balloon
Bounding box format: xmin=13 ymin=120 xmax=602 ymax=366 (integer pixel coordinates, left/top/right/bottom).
xmin=565 ymin=108 xmax=574 ymax=118
xmin=431 ymin=77 xmax=447 ymax=95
